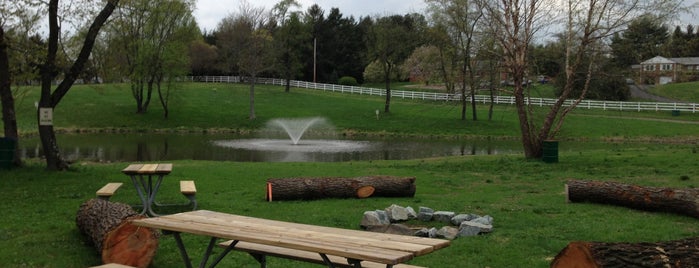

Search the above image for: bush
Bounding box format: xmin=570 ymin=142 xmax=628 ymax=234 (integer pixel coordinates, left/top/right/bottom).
xmin=338 ymin=76 xmax=359 ymax=87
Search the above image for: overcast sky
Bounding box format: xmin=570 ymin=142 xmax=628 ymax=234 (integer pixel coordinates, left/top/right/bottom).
xmin=194 ymin=0 xmax=698 ymax=32
xmin=194 ymin=0 xmax=428 ymax=31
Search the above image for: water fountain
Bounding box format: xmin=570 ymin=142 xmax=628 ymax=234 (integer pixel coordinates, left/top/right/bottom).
xmin=212 ymin=117 xmax=376 ymax=161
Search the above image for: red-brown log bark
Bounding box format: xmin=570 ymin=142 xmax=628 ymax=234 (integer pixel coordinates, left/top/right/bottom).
xmin=551 ymin=237 xmax=699 ymax=268
xmin=266 ymin=176 xmax=416 ymax=201
xmin=76 ymin=198 xmax=158 ymax=268
xmin=566 ymin=179 xmax=699 ymax=218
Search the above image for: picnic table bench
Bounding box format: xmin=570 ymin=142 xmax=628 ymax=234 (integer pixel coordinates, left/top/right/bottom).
xmin=131 ymin=210 xmax=450 ymax=268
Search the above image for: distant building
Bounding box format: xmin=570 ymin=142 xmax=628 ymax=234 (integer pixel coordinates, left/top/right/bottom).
xmin=638 ymin=56 xmax=699 ymax=85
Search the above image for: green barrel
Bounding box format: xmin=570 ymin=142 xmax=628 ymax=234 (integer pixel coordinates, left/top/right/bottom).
xmin=542 ymin=140 xmax=558 ymax=163
xmin=0 ymin=137 xmax=17 ymax=169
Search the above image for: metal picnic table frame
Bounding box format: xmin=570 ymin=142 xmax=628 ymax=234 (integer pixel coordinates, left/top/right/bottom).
xmin=121 ymin=163 xmax=173 ymax=217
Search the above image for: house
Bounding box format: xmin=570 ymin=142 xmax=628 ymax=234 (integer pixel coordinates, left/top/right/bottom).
xmin=638 ymin=56 xmax=699 ymax=85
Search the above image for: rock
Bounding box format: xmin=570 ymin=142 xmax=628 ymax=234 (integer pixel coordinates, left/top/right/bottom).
xmin=450 ymin=214 xmax=477 ymax=225
xmin=428 ymin=227 xmax=438 ymax=238
xmin=415 ymin=228 xmax=431 ymax=237
xmin=436 ymin=226 xmax=459 ymax=240
xmin=365 ymin=224 xmax=414 ymax=236
xmin=458 ymin=224 xmax=481 ymax=237
xmin=405 ymin=206 xmax=417 ymax=220
xmin=385 ymin=204 xmax=409 ymax=222
xmin=471 ymin=215 xmax=493 ymax=225
xmin=432 ymin=211 xmax=455 ymax=223
xmin=459 ymin=221 xmax=493 ymax=235
xmin=417 ymin=207 xmax=434 ymax=221
xmin=361 ymin=210 xmax=390 ymax=227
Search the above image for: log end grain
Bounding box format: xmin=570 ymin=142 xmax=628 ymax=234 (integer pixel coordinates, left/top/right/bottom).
xmin=356 ymin=185 xmax=375 ymax=198
xmin=101 ymin=215 xmax=158 ymax=268
xmin=550 ymin=241 xmax=598 ymax=268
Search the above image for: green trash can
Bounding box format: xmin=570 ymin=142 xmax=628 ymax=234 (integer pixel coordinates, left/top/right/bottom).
xmin=0 ymin=137 xmax=17 ymax=169
xmin=542 ymin=140 xmax=558 ymax=163
xmin=671 ymin=110 xmax=680 ymax=116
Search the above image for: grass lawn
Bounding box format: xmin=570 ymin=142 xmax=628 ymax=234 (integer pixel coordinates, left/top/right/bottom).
xmin=1 ymin=82 xmax=698 ymax=267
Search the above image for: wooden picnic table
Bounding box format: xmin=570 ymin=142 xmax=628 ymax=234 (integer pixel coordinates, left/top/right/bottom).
xmin=131 ymin=210 xmax=450 ymax=268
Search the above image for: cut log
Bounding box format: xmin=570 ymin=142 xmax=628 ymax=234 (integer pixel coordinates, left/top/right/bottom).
xmin=551 ymin=237 xmax=699 ymax=267
xmin=76 ymin=198 xmax=158 ymax=268
xmin=566 ymin=179 xmax=699 ymax=218
xmin=266 ymin=176 xmax=416 ymax=201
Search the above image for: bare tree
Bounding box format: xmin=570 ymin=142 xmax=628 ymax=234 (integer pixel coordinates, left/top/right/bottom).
xmin=426 ymin=0 xmax=483 ymax=121
xmin=483 ymin=0 xmax=682 ymax=159
xmin=218 ymin=1 xmax=274 ymax=120
xmin=38 ymin=0 xmax=118 ymax=170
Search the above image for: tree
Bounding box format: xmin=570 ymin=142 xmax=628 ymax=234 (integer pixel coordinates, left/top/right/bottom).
xmin=610 ymin=15 xmax=669 ymax=68
xmin=426 ymin=0 xmax=483 ymax=121
xmin=366 ymin=14 xmax=424 ymax=113
xmin=271 ymin=0 xmax=306 ymax=92
xmin=107 ymin=0 xmax=198 ymax=117
xmin=218 ymin=0 xmax=274 ymax=120
xmin=0 ymin=26 xmax=20 ymax=167
xmin=38 ymin=0 xmax=119 ymax=170
xmin=483 ymin=0 xmax=681 ymax=159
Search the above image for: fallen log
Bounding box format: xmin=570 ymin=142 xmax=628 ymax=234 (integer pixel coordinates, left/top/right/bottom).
xmin=76 ymin=198 xmax=158 ymax=268
xmin=266 ymin=176 xmax=416 ymax=201
xmin=566 ymin=179 xmax=699 ymax=218
xmin=551 ymin=237 xmax=699 ymax=267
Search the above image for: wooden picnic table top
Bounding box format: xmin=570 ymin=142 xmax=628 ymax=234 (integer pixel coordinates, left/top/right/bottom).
xmin=131 ymin=210 xmax=450 ymax=266
xmin=121 ymin=163 xmax=172 ymax=175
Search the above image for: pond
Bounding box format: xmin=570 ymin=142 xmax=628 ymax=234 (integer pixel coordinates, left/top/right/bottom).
xmin=17 ymin=133 xmax=526 ymax=162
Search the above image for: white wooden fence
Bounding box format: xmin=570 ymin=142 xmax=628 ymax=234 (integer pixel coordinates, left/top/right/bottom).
xmin=186 ymin=76 xmax=698 ymax=113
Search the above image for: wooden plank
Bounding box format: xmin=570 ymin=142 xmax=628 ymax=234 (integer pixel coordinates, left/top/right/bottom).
xmin=189 ymin=210 xmax=450 ymax=253
xmin=180 ymin=180 xmax=196 ymax=195
xmin=177 ymin=212 xmax=434 ymax=255
xmin=121 ymin=163 xmax=172 ymax=175
xmin=219 ymin=240 xmax=426 ymax=268
xmin=131 ymin=212 xmax=418 ymax=265
xmin=96 ymin=182 xmax=123 ymax=197
xmin=139 ymin=164 xmax=158 ymax=173
xmin=121 ymin=164 xmax=144 ymax=174
xmin=155 ymin=163 xmax=172 ymax=173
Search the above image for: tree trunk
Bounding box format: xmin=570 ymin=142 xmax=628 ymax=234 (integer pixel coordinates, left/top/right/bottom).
xmin=39 ymin=0 xmax=119 ymax=170
xmin=76 ymin=198 xmax=158 ymax=268
xmin=0 ymin=26 xmax=21 ymax=167
xmin=566 ymin=179 xmax=699 ymax=218
xmin=266 ymin=176 xmax=416 ymax=201
xmin=551 ymin=237 xmax=699 ymax=268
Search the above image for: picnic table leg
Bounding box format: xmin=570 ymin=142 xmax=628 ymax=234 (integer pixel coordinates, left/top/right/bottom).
xmin=248 ymin=253 xmax=267 ymax=268
xmin=319 ymin=254 xmax=337 ymax=268
xmin=209 ymin=240 xmax=239 ymax=267
xmin=169 ymin=231 xmax=194 ymax=268
xmin=145 ymin=174 xmax=165 ymax=216
xmin=129 ymin=175 xmax=149 ymax=215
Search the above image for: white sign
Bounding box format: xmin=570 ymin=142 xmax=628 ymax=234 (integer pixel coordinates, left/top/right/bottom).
xmin=39 ymin=108 xmax=53 ymax=126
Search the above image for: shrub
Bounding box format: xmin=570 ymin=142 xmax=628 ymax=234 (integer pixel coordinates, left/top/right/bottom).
xmin=338 ymin=76 xmax=359 ymax=87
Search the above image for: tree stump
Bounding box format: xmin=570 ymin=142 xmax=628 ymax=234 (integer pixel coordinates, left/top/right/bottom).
xmin=566 ymin=179 xmax=699 ymax=218
xmin=551 ymin=237 xmax=699 ymax=267
xmin=266 ymin=176 xmax=416 ymax=201
xmin=76 ymin=198 xmax=158 ymax=268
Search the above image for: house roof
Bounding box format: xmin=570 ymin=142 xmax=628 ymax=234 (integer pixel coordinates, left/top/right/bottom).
xmin=641 ymin=56 xmax=699 ymax=65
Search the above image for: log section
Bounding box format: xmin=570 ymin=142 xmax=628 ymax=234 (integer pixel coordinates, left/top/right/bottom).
xmin=551 ymin=237 xmax=699 ymax=267
xmin=266 ymin=176 xmax=416 ymax=201
xmin=566 ymin=179 xmax=699 ymax=218
xmin=76 ymin=198 xmax=158 ymax=268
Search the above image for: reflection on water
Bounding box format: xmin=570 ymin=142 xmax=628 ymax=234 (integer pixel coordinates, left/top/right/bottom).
xmin=17 ymin=133 xmax=523 ymax=162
